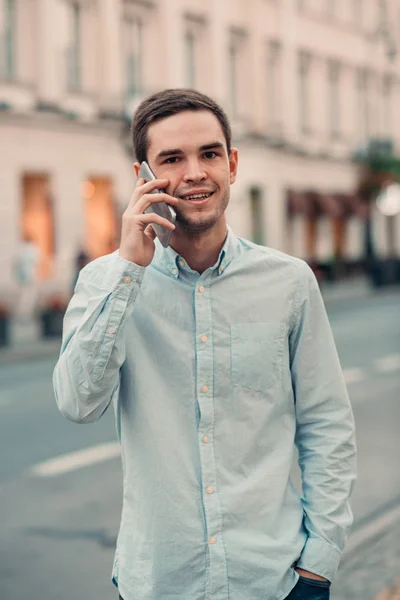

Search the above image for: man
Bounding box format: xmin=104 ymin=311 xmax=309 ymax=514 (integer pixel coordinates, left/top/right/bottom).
xmin=53 ymin=89 xmax=356 ymax=600
xmin=14 ymin=234 xmax=40 ymax=319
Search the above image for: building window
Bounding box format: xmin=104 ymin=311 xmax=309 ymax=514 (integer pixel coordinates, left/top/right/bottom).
xmin=184 ymin=16 xmax=207 ymax=90
xmin=67 ymin=2 xmax=82 ymax=92
xmin=357 ymin=68 xmax=368 ymax=140
xmin=328 ymin=61 xmax=340 ymax=138
xmin=185 ymin=30 xmax=196 ymax=88
xmin=1 ymin=0 xmax=16 ymax=78
xmin=267 ymin=41 xmax=281 ymax=134
xmin=382 ymin=75 xmax=392 ymax=137
xmin=327 ymin=0 xmax=335 ymax=18
xmin=299 ymin=52 xmax=311 ymax=135
xmin=124 ymin=16 xmax=142 ymax=98
xmin=228 ymin=29 xmax=247 ymax=120
xmin=228 ymin=41 xmax=238 ymax=117
xmin=354 ymin=0 xmax=362 ymax=24
xmin=249 ymin=187 xmax=265 ymax=245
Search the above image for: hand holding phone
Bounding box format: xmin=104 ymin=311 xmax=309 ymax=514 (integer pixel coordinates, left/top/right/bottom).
xmin=138 ymin=162 xmax=177 ymax=248
xmin=119 ymin=164 xmax=178 ymax=267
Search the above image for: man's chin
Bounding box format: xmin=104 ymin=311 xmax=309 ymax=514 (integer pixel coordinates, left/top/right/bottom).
xmin=175 ymin=214 xmax=218 ymax=234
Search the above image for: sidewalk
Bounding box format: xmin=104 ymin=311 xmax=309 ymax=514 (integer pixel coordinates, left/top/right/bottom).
xmin=1 ymin=277 xmax=399 ymax=367
xmin=331 ymin=514 xmax=400 ymax=600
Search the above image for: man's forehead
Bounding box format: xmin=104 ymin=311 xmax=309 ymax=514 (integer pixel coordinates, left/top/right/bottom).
xmin=147 ymin=110 xmax=226 ymax=155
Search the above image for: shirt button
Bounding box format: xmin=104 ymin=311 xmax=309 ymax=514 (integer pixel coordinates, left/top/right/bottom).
xmin=198 ymin=285 xmax=205 ymax=293
xmin=172 ymin=268 xmax=178 ymax=275
xmin=179 ymin=259 xmax=185 ymax=267
xmin=209 ymin=537 xmax=216 ymax=545
xmin=201 ymin=384 xmax=209 ymax=393
xmin=201 ymin=335 xmax=208 ymax=343
xmin=203 ymin=435 xmax=209 ymax=443
xmin=108 ymin=327 xmax=116 ymax=334
xmin=206 ymin=486 xmax=214 ymax=494
xmin=220 ymin=265 xmax=225 ymax=272
xmin=123 ymin=275 xmax=131 ymax=284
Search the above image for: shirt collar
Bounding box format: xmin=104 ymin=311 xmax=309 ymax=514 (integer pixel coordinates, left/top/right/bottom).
xmin=154 ymin=225 xmax=238 ymax=279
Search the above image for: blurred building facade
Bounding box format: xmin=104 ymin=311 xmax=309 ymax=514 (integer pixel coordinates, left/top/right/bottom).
xmin=1 ymin=0 xmax=400 ymax=298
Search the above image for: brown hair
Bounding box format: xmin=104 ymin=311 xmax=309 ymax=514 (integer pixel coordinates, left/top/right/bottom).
xmin=131 ymin=88 xmax=232 ymax=163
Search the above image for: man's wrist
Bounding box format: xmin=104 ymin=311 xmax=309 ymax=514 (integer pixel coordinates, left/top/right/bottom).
xmin=295 ymin=567 xmax=329 ymax=582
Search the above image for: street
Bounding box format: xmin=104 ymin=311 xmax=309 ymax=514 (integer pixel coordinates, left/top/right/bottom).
xmin=0 ymin=291 xmax=399 ymax=600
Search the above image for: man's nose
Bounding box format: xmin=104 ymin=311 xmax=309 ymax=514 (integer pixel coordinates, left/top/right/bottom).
xmin=183 ymin=160 xmax=207 ymax=183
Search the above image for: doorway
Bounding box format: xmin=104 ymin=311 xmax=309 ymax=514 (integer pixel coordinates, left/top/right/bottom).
xmin=21 ymin=173 xmax=54 ymax=280
xmin=83 ymin=177 xmax=118 ymax=258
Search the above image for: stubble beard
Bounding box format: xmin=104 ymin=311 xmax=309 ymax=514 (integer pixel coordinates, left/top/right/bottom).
xmin=174 ymin=190 xmax=229 ymax=237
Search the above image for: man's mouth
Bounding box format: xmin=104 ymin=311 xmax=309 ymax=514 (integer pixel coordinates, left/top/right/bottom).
xmin=179 ymin=191 xmax=215 ymax=205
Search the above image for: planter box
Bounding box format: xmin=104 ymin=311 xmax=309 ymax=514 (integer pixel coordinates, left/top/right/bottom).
xmin=40 ymin=309 xmax=65 ymax=338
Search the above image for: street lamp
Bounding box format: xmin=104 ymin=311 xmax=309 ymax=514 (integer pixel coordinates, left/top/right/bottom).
xmin=376 ymin=183 xmax=400 ymax=217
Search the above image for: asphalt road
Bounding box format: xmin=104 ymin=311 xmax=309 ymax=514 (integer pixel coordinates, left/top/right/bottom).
xmin=0 ymin=292 xmax=399 ymax=600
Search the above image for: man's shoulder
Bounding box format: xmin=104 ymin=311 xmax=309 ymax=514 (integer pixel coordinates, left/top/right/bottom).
xmin=236 ymin=237 xmax=311 ymax=278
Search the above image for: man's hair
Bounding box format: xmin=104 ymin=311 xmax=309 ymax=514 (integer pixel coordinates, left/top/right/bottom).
xmin=131 ymin=88 xmax=232 ymax=163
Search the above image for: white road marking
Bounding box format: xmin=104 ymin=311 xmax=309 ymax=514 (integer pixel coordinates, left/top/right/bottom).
xmin=31 ymin=442 xmax=121 ymax=477
xmin=343 ymin=367 xmax=365 ymax=385
xmin=373 ymin=353 xmax=400 ymax=374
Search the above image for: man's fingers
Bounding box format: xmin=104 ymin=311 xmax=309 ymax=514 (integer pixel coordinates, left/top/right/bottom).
xmin=137 ymin=212 xmax=176 ymax=231
xmin=144 ymin=224 xmax=157 ymax=241
xmin=129 ymin=178 xmax=170 ymax=207
xmin=133 ymin=192 xmax=179 ymax=215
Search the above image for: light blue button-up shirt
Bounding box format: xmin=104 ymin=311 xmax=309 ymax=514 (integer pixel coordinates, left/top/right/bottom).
xmin=53 ymin=227 xmax=356 ymax=600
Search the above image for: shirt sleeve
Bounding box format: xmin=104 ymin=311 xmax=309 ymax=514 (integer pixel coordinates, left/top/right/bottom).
xmin=289 ymin=259 xmax=357 ymax=582
xmin=53 ymin=252 xmax=145 ymax=424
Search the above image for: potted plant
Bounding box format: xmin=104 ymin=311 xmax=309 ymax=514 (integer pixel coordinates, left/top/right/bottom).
xmin=40 ymin=294 xmax=67 ymax=339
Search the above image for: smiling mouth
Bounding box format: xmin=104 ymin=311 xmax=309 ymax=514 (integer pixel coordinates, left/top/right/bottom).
xmin=180 ymin=192 xmax=214 ymax=204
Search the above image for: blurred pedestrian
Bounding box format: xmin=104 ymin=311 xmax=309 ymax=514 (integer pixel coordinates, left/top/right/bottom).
xmin=14 ymin=234 xmax=40 ymax=319
xmin=54 ymin=89 xmax=356 ymax=600
xmin=71 ymin=247 xmax=90 ymax=293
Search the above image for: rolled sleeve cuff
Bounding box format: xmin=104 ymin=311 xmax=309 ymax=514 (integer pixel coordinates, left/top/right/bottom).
xmin=296 ymin=537 xmax=341 ymax=582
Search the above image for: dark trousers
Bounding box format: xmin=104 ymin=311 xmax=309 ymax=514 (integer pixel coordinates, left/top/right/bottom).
xmin=286 ymin=576 xmax=331 ymax=599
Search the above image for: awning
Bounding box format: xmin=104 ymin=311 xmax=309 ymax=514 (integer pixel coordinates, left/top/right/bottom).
xmin=316 ymin=193 xmax=346 ymax=218
xmin=287 ymin=189 xmax=318 ymax=217
xmin=334 ymin=193 xmax=363 ymax=217
xmin=287 ymin=189 xmax=364 ymax=218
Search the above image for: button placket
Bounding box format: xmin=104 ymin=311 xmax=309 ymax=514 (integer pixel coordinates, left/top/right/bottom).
xmin=194 ymin=279 xmax=228 ymax=596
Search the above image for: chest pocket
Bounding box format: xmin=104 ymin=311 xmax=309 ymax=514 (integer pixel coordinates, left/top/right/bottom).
xmin=230 ymin=322 xmax=286 ymax=392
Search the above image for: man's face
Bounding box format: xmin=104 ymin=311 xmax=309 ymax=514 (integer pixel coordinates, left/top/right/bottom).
xmin=145 ymin=110 xmax=238 ymax=234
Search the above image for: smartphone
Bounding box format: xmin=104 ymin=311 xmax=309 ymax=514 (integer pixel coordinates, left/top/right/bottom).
xmin=138 ymin=161 xmax=177 ymax=248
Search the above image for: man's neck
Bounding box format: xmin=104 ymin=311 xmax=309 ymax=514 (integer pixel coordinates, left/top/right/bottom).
xmin=170 ymin=220 xmax=228 ymax=275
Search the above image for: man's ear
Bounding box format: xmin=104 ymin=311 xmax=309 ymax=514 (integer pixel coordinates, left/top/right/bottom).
xmin=229 ymin=148 xmax=239 ymax=185
xmin=133 ymin=162 xmax=141 ymax=178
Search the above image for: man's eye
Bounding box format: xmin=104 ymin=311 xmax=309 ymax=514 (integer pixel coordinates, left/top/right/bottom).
xmin=204 ymin=151 xmax=217 ymax=159
xmin=164 ymin=157 xmax=180 ymax=164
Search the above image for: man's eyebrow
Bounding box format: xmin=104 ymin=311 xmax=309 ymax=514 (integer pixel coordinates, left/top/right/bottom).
xmin=199 ymin=142 xmax=225 ymax=151
xmin=156 ymin=148 xmax=184 ymax=159
xmin=156 ymin=141 xmax=225 ymax=160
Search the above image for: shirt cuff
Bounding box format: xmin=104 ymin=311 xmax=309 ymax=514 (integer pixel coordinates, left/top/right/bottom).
xmin=296 ymin=537 xmax=341 ymax=582
xmin=102 ymin=253 xmax=146 ymax=293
